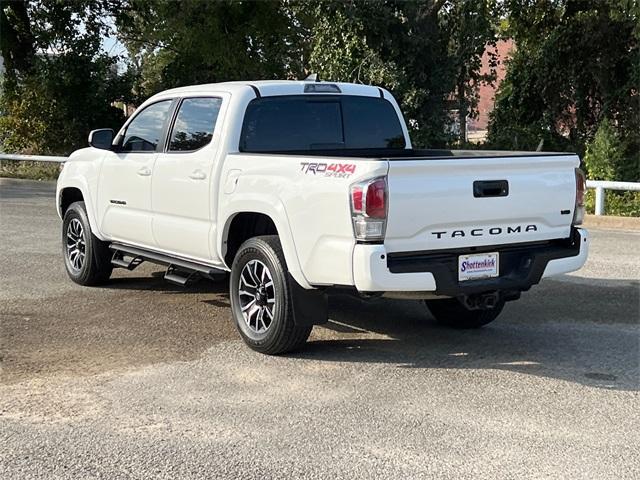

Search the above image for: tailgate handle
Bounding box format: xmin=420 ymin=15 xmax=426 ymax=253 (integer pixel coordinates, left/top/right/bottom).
xmin=473 ymin=180 xmax=509 ymax=198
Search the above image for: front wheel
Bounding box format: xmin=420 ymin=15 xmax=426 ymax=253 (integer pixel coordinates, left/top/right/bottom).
xmin=230 ymin=236 xmax=311 ymax=355
xmin=62 ymin=201 xmax=113 ymax=285
xmin=425 ymin=297 xmax=505 ymax=329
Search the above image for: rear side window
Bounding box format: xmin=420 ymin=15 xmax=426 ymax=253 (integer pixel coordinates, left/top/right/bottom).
xmin=121 ymin=100 xmax=172 ymax=152
xmin=341 ymin=96 xmax=406 ymax=148
xmin=240 ymin=95 xmax=405 ymax=152
xmin=169 ymin=97 xmax=222 ymax=152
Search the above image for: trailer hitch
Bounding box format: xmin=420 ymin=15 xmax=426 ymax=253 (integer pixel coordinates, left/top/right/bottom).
xmin=460 ymin=290 xmax=520 ymax=311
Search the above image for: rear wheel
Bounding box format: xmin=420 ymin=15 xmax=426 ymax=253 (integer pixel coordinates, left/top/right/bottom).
xmin=62 ymin=201 xmax=112 ymax=285
xmin=425 ymin=297 xmax=505 ymax=329
xmin=230 ymin=236 xmax=311 ymax=354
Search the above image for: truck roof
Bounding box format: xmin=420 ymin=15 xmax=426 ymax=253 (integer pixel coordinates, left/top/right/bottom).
xmin=151 ymin=80 xmax=386 ymax=100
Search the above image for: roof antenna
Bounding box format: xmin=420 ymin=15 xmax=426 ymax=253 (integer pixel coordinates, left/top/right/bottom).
xmin=304 ymin=73 xmax=319 ymax=82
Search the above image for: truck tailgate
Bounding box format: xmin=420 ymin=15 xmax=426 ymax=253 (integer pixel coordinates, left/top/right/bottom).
xmin=384 ymin=154 xmax=579 ymax=253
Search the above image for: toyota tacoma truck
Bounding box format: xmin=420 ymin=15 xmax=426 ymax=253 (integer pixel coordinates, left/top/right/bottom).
xmin=56 ymin=80 xmax=589 ymax=354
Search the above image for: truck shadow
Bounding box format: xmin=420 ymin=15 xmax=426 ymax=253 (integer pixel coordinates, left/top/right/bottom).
xmin=298 ymin=276 xmax=640 ymax=392
xmin=105 ymin=270 xmax=228 ymax=295
xmin=103 ymin=267 xmax=638 ymax=391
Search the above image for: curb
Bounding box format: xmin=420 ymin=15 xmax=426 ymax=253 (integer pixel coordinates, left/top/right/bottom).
xmin=583 ymin=215 xmax=640 ymax=231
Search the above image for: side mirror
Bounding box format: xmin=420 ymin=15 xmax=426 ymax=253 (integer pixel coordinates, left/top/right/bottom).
xmin=88 ymin=129 xmax=114 ymax=150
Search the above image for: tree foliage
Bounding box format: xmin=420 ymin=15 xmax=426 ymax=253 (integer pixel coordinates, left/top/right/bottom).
xmin=0 ymin=0 xmax=131 ymax=154
xmin=114 ymin=0 xmax=306 ymax=100
xmin=487 ymin=0 xmax=639 ymax=182
xmin=583 ymin=118 xmax=637 ymax=181
xmin=440 ymin=0 xmax=500 ymax=143
xmin=1 ymin=0 xmax=636 ymax=183
xmin=296 ymin=0 xmax=459 ymax=147
xmin=1 ymin=0 xmax=499 ymax=152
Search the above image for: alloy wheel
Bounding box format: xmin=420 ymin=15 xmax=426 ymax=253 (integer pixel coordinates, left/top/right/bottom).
xmin=238 ymin=259 xmax=276 ymax=334
xmin=66 ymin=218 xmax=86 ymax=272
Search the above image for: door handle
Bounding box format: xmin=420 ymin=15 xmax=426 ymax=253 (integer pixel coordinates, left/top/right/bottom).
xmin=189 ymin=169 xmax=207 ymax=180
xmin=137 ymin=166 xmax=152 ymax=176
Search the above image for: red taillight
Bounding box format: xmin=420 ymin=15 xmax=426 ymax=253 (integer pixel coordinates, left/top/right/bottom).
xmin=573 ymin=168 xmax=586 ymax=225
xmin=365 ymin=178 xmax=387 ymax=218
xmin=350 ymin=176 xmax=388 ymax=241
xmin=576 ymin=169 xmax=586 ymax=205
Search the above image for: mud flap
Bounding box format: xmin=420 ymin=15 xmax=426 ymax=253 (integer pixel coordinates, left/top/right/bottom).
xmin=288 ymin=273 xmax=328 ymax=326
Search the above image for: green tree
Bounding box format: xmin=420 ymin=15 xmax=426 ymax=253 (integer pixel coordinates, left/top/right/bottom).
xmin=114 ymin=0 xmax=306 ymax=99
xmin=582 ymin=119 xmax=639 ymax=216
xmin=487 ymin=0 xmax=639 ymax=175
xmin=296 ymin=0 xmax=457 ymax=147
xmin=0 ymin=0 xmax=132 ymax=155
xmin=113 ymin=0 xmax=504 ymax=149
xmin=0 ymin=0 xmax=36 ymax=87
xmin=441 ymin=0 xmax=500 ymax=144
xmin=583 ymin=118 xmax=640 ymax=182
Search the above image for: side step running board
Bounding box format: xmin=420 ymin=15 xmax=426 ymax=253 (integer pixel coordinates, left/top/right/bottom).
xmin=164 ymin=265 xmax=200 ymax=286
xmin=111 ymin=251 xmax=143 ymax=270
xmin=109 ymin=243 xmax=227 ymax=284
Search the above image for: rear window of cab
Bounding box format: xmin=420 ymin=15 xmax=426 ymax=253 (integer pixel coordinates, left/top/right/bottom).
xmin=239 ymin=95 xmax=406 ymax=153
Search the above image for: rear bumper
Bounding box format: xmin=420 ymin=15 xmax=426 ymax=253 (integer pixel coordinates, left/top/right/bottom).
xmin=353 ymin=227 xmax=588 ymax=295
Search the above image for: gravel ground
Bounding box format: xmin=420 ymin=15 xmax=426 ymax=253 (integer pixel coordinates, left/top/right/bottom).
xmin=1 ymin=178 xmax=639 ymax=479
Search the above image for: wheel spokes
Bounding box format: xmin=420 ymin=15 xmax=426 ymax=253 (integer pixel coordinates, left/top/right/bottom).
xmin=241 ymin=298 xmax=256 ymax=312
xmin=241 ymin=269 xmax=257 ymax=288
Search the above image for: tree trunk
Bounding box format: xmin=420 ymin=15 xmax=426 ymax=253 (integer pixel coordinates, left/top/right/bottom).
xmin=0 ymin=1 xmax=36 ymax=82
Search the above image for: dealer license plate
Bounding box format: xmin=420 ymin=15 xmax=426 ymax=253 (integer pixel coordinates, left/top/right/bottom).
xmin=458 ymin=252 xmax=499 ymax=282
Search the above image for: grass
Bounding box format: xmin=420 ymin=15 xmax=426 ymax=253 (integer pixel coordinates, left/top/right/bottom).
xmin=0 ymin=160 xmax=60 ymax=181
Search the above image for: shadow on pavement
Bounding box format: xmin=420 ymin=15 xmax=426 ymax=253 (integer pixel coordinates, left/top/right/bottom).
xmin=294 ymin=276 xmax=639 ymax=392
xmin=104 ymin=270 xmax=229 ymax=295
xmin=99 ymin=268 xmax=638 ymax=391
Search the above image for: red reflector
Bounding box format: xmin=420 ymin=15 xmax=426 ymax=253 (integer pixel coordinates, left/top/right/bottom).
xmin=351 ymin=186 xmax=363 ymax=212
xmin=366 ymin=178 xmax=387 ymax=218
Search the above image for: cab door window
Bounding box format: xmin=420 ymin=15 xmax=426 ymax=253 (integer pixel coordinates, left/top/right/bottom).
xmin=121 ymin=100 xmax=173 ymax=152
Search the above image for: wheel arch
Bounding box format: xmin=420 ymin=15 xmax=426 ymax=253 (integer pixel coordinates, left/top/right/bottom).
xmin=219 ymin=208 xmax=311 ymax=289
xmin=59 ymin=187 xmax=84 ymax=216
xmin=57 ymin=180 xmax=106 ymax=241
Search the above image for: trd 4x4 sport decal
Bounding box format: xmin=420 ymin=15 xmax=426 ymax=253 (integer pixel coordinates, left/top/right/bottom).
xmin=300 ymin=162 xmax=356 ymax=178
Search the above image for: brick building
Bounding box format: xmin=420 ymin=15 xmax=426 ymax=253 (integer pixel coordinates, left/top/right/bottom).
xmin=467 ymin=39 xmax=515 ymax=143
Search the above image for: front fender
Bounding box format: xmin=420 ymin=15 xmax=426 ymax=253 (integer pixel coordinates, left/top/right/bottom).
xmin=56 ymin=150 xmax=106 ymax=240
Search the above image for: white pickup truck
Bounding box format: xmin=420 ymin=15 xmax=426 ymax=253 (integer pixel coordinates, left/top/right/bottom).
xmin=57 ymin=80 xmax=589 ymax=354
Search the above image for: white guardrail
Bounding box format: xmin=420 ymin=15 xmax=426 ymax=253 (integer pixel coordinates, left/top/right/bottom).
xmin=586 ymin=180 xmax=640 ymax=216
xmin=0 ymin=153 xmax=69 ymax=163
xmin=1 ymin=154 xmax=638 ymax=216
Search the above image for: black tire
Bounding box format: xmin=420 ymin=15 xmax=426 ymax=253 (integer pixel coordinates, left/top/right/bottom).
xmin=425 ymin=297 xmax=505 ymax=329
xmin=62 ymin=201 xmax=113 ymax=286
xmin=230 ymin=235 xmax=312 ymax=355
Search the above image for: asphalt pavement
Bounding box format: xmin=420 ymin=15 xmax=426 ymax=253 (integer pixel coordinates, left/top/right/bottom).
xmin=1 ymin=178 xmax=639 ymax=479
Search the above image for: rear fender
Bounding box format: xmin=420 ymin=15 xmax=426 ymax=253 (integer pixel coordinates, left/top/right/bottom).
xmin=219 ymin=199 xmax=311 ymax=289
